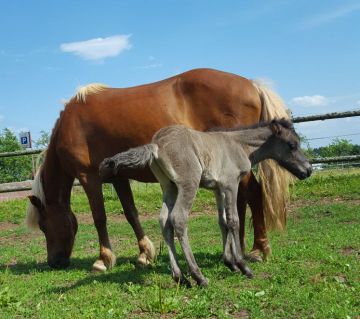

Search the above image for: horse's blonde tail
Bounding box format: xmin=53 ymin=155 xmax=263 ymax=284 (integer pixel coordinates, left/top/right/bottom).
xmin=251 ymin=80 xmax=295 ymax=232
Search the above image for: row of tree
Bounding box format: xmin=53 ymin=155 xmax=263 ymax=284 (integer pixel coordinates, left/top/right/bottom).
xmin=0 ymin=129 xmax=49 ymax=183
xmin=1 ymin=129 xmax=360 ymax=183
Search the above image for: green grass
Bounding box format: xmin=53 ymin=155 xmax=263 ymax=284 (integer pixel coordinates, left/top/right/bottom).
xmin=0 ymin=170 xmax=359 ymax=318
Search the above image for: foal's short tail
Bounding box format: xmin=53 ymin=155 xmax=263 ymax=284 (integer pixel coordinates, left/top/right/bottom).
xmin=251 ymin=80 xmax=294 ymax=232
xmin=99 ymin=144 xmax=159 ymax=177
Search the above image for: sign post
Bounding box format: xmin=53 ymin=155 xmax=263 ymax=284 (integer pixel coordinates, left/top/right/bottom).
xmin=19 ymin=131 xmax=35 ymax=178
xmin=19 ymin=132 xmax=32 ymax=149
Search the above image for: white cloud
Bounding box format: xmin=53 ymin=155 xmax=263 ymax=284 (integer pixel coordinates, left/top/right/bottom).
xmin=60 ymin=35 xmax=131 ymax=61
xmin=301 ymin=3 xmax=360 ymax=29
xmin=137 ymin=63 xmax=163 ymax=69
xmin=290 ymin=95 xmax=328 ymax=107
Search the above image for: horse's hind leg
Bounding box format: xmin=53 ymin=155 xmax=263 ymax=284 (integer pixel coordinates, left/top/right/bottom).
xmin=112 ymin=178 xmax=155 ymax=266
xmin=79 ymin=172 xmax=116 ymax=272
xmin=240 ymin=172 xmax=271 ymax=262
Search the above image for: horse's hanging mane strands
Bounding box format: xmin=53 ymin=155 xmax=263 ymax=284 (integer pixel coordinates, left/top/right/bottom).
xmin=26 ymin=168 xmax=45 ymax=230
xmin=74 ymin=83 xmax=109 ymax=103
xmin=208 ymin=119 xmax=294 ymax=133
xmin=251 ymin=79 xmax=294 ymax=232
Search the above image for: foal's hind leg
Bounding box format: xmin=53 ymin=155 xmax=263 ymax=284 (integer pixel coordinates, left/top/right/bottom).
xmin=159 ymin=182 xmax=191 ymax=287
xmin=171 ymin=183 xmax=208 ymax=287
xmin=112 ymin=178 xmax=155 ymax=266
xmin=79 ymin=172 xmax=116 ymax=272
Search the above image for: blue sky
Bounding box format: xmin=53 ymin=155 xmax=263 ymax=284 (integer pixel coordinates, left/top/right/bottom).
xmin=1 ymin=0 xmax=360 ymax=147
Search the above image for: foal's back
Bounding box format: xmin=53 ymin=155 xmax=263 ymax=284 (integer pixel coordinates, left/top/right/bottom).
xmin=152 ymin=125 xmax=250 ymax=187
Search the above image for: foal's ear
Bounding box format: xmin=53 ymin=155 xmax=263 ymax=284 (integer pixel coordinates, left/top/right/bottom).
xmin=28 ymin=195 xmax=44 ymax=211
xmin=270 ymin=121 xmax=282 ymax=136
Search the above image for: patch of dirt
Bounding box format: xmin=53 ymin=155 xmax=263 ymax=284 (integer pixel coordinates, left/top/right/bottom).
xmin=0 ymin=221 xmax=18 ymax=231
xmin=341 ymin=246 xmax=360 ymax=260
xmin=0 ymin=228 xmax=39 ymax=245
xmin=232 ymin=310 xmax=250 ymax=319
xmin=258 ymin=272 xmax=272 ymax=280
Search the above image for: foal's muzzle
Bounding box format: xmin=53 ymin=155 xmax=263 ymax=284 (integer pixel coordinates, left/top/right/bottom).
xmin=299 ymin=165 xmax=312 ymax=180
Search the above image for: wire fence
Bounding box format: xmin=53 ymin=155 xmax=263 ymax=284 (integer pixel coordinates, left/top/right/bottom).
xmin=1 ymin=109 xmax=360 ymax=194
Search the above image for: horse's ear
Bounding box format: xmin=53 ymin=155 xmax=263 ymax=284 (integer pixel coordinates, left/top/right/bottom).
xmin=28 ymin=195 xmax=44 ymax=211
xmin=270 ymin=121 xmax=282 ymax=136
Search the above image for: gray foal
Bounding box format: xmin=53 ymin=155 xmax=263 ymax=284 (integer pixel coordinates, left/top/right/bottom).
xmin=100 ymin=119 xmax=312 ymax=287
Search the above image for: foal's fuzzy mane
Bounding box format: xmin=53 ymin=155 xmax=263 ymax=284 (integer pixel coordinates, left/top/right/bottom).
xmin=208 ymin=118 xmax=294 ymax=133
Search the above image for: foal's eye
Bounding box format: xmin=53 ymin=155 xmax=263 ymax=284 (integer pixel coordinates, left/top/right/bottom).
xmin=288 ymin=142 xmax=296 ymax=150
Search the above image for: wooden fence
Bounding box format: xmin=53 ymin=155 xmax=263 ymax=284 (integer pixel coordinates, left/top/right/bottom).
xmin=1 ymin=109 xmax=360 ymax=193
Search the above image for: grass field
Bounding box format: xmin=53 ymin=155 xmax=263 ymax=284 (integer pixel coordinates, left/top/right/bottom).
xmin=0 ymin=169 xmax=359 ymax=318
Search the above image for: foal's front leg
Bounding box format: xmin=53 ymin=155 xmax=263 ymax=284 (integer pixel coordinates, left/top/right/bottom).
xmin=223 ymin=185 xmax=253 ymax=278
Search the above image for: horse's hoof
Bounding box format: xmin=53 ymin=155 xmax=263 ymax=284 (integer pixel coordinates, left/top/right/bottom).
xmin=137 ymin=236 xmax=155 ymax=266
xmin=137 ymin=253 xmax=152 ymax=266
xmin=245 ymin=251 xmax=263 ymax=263
xmin=92 ymin=259 xmax=107 ymax=272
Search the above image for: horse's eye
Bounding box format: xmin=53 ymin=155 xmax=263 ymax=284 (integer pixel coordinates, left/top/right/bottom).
xmin=288 ymin=142 xmax=296 ymax=150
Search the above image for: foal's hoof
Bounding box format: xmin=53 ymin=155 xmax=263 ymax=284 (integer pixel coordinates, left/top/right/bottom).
xmin=197 ymin=278 xmax=209 ymax=288
xmin=243 ymin=267 xmax=253 ymax=279
xmin=174 ymin=276 xmax=192 ymax=288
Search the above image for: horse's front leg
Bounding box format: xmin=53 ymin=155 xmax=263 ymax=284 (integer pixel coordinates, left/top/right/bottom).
xmin=79 ymin=172 xmax=116 ymax=272
xmin=238 ymin=172 xmax=271 ymax=262
xmin=112 ymin=178 xmax=155 ymax=266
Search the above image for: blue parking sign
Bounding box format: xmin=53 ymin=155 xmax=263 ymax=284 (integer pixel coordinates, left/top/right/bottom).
xmin=19 ymin=132 xmax=31 ymax=149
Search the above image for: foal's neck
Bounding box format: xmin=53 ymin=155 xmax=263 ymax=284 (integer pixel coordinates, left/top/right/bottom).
xmin=233 ymin=127 xmax=273 ymax=165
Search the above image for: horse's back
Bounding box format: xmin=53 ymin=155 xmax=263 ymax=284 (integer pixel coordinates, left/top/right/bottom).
xmin=53 ymin=69 xmax=262 ymax=177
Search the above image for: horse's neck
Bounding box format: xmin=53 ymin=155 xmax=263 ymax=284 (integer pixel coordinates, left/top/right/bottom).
xmin=231 ymin=127 xmax=273 ymax=165
xmin=41 ymin=149 xmax=73 ymax=205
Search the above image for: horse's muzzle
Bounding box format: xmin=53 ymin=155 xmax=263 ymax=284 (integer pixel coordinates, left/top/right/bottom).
xmin=48 ymin=255 xmax=70 ymax=269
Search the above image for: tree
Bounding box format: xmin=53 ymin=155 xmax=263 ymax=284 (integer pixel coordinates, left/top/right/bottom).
xmin=34 ymin=130 xmax=50 ymax=149
xmin=313 ymin=138 xmax=359 ymax=158
xmin=298 ymin=133 xmax=314 ymax=158
xmin=0 ymin=129 xmax=33 ymax=183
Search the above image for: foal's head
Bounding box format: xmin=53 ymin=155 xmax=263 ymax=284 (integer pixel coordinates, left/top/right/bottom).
xmin=265 ymin=119 xmax=312 ymax=180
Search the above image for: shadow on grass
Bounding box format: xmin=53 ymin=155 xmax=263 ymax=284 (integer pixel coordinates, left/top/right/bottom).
xmin=1 ymin=250 xmax=245 ymax=293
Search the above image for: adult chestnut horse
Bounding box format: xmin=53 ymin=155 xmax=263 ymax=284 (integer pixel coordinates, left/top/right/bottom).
xmin=26 ymin=68 xmax=291 ymax=271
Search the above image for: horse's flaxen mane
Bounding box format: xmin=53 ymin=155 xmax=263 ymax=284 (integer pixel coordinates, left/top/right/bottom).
xmin=26 ymin=167 xmax=45 ymax=230
xmin=208 ymin=118 xmax=294 ymax=133
xmin=73 ymin=83 xmax=109 ymax=103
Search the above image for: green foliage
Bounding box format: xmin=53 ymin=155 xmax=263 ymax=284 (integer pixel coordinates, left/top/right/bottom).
xmin=34 ymin=130 xmax=50 ymax=149
xmin=313 ymin=138 xmax=360 ymax=158
xmin=0 ymin=129 xmax=33 ymax=183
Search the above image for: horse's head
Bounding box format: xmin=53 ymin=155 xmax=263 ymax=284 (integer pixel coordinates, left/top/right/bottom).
xmin=28 ymin=195 xmax=78 ymax=269
xmin=267 ymin=119 xmax=312 ymax=180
